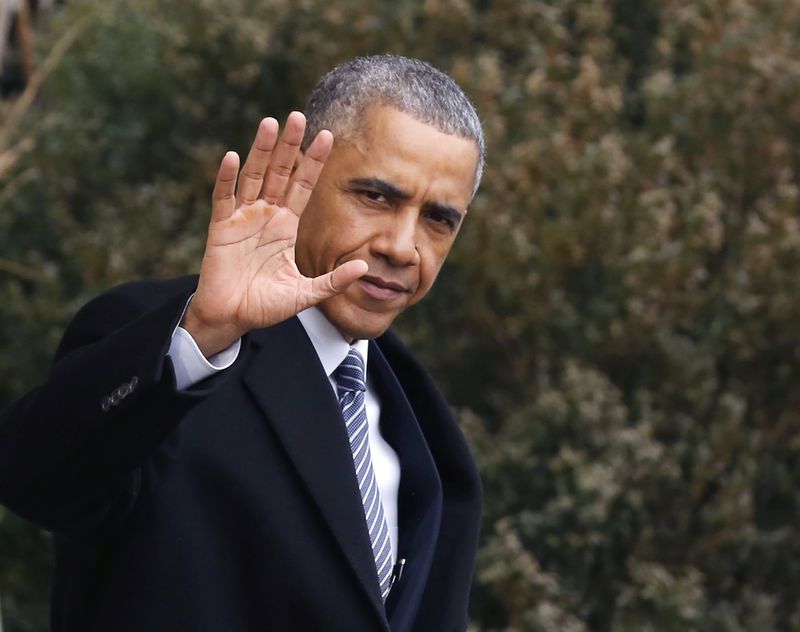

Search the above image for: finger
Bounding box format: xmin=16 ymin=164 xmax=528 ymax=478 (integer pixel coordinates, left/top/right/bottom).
xmin=306 ymin=259 xmax=369 ymax=306
xmin=282 ymin=130 xmax=333 ymax=216
xmin=236 ymin=117 xmax=279 ymax=208
xmin=260 ymin=111 xmax=306 ymax=204
xmin=211 ymin=151 xmax=240 ymax=223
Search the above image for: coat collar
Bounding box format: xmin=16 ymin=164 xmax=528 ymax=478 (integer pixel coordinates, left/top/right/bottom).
xmin=368 ymin=340 xmax=443 ymax=626
xmin=374 ymin=328 xmax=483 ymax=627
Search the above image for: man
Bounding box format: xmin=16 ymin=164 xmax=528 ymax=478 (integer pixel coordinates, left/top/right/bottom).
xmin=0 ymin=55 xmax=484 ymax=631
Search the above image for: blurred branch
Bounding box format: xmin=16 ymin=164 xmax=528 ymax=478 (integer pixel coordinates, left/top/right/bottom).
xmin=0 ymin=0 xmax=10 ymax=71
xmin=0 ymin=13 xmax=92 ymax=154
xmin=16 ymin=1 xmax=34 ymax=83
xmin=0 ymin=255 xmax=43 ymax=281
xmin=0 ymin=163 xmax=35 ymax=206
xmin=0 ymin=135 xmax=33 ymax=179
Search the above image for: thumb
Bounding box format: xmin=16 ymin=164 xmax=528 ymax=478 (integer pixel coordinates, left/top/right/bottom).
xmin=307 ymin=259 xmax=369 ymax=304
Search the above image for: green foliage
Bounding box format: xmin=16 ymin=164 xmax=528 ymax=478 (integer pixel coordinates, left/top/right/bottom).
xmin=2 ymin=1 xmax=800 ymax=630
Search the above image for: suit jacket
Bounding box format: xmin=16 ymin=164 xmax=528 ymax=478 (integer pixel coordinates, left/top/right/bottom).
xmin=0 ymin=276 xmax=482 ymax=631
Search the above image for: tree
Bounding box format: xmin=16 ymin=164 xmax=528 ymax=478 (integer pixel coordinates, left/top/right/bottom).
xmin=2 ymin=0 xmax=800 ymax=630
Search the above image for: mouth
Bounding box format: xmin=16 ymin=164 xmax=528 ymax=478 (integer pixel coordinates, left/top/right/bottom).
xmin=358 ymin=275 xmax=410 ymax=301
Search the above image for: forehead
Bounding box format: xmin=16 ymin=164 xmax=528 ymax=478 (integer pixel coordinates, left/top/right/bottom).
xmin=332 ymin=106 xmax=479 ymax=208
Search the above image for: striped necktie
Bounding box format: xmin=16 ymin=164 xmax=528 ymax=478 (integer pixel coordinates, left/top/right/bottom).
xmin=335 ymin=347 xmax=393 ymax=601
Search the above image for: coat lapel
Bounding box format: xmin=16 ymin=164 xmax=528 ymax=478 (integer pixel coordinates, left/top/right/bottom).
xmin=369 ymin=340 xmax=443 ymax=629
xmin=376 ymin=330 xmax=483 ymax=629
xmin=242 ymin=318 xmax=388 ymax=628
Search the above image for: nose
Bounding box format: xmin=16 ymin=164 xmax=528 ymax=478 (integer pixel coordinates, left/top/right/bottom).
xmin=371 ymin=211 xmax=419 ymax=267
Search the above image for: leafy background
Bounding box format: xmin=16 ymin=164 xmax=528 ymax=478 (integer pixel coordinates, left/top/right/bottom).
xmin=1 ymin=0 xmax=800 ymax=630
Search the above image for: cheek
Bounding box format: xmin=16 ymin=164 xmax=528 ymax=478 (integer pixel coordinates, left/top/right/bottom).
xmin=419 ymin=264 xmax=440 ymax=293
xmin=325 ymin=223 xmax=372 ymax=268
xmin=426 ymin=236 xmax=455 ymax=268
xmin=415 ymin=246 xmax=450 ymax=294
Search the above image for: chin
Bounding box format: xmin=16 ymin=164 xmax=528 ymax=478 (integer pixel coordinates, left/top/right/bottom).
xmin=319 ymin=296 xmax=397 ymax=341
xmin=334 ymin=314 xmax=394 ymax=342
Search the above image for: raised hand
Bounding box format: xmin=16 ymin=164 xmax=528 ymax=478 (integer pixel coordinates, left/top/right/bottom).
xmin=181 ymin=112 xmax=368 ymax=357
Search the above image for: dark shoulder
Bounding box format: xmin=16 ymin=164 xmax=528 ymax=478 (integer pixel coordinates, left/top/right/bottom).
xmin=376 ymin=329 xmax=424 ymax=377
xmin=55 ymin=275 xmax=199 ymax=361
xmin=96 ymin=275 xmax=200 ymax=309
xmin=375 ymin=329 xmax=440 ymax=397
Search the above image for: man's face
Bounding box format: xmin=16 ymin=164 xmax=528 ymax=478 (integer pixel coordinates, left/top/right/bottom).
xmin=295 ymin=105 xmax=479 ymax=340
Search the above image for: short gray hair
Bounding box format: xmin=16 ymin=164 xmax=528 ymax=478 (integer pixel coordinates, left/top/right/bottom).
xmin=302 ymin=54 xmax=485 ymax=197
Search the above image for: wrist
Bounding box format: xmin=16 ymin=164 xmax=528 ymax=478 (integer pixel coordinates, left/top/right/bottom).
xmin=180 ymin=302 xmax=244 ymax=359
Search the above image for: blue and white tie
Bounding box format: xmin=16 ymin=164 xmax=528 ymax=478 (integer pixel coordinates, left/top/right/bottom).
xmin=335 ymin=348 xmax=393 ymax=601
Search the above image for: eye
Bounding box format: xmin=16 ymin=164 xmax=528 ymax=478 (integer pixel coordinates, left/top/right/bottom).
xmin=359 ymin=190 xmax=388 ymax=204
xmin=427 ymin=210 xmax=457 ymax=229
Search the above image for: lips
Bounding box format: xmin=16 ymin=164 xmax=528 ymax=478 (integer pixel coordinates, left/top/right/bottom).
xmin=358 ymin=275 xmax=410 ymax=301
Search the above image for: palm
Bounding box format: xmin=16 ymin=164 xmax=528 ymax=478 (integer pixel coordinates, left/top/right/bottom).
xmin=186 ymin=113 xmax=367 ymax=355
xmin=202 ymin=203 xmax=301 ymax=324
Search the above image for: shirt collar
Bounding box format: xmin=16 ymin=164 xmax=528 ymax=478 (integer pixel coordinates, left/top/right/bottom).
xmin=296 ymin=306 xmax=370 ymax=381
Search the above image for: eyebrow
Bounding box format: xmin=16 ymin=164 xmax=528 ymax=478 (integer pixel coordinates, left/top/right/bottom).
xmin=347 ymin=177 xmax=465 ymax=226
xmin=348 ymin=177 xmax=411 ymax=201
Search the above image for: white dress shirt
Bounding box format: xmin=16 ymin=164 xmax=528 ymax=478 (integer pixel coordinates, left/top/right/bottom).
xmin=167 ymin=307 xmax=401 ymax=563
